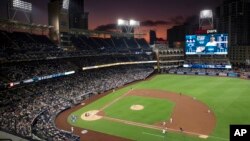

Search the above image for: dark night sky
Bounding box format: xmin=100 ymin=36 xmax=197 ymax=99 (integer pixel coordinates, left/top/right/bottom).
xmin=30 ymin=0 xmax=223 ymax=28
xmin=7 ymin=0 xmax=224 ymax=39
xmin=29 ymin=0 xmax=50 ymax=25
xmin=85 ymin=0 xmax=223 ymax=29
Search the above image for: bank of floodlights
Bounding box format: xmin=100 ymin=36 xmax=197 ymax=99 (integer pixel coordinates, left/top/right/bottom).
xmin=200 ymin=10 xmax=213 ymax=19
xmin=199 ymin=9 xmax=214 ymax=29
xmin=62 ymin=0 xmax=70 ymax=10
xmin=117 ymin=19 xmax=140 ymax=33
xmin=117 ymin=19 xmax=140 ymax=27
xmin=13 ymin=0 xmax=32 ymax=12
xmin=11 ymin=0 xmax=33 ymax=23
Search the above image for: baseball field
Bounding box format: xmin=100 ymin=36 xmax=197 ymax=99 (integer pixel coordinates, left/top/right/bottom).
xmin=57 ymin=74 xmax=250 ymax=141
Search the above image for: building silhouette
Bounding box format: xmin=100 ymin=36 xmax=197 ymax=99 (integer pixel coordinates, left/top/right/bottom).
xmin=215 ymin=0 xmax=250 ymax=66
xmin=149 ymin=30 xmax=157 ymax=45
xmin=215 ymin=0 xmax=250 ymax=46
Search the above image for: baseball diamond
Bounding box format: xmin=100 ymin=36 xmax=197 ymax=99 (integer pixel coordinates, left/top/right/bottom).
xmin=56 ymin=74 xmax=250 ymax=141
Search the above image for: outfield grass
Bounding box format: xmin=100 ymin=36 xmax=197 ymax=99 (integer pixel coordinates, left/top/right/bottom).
xmin=104 ymin=95 xmax=174 ymax=124
xmin=68 ymin=75 xmax=250 ymax=141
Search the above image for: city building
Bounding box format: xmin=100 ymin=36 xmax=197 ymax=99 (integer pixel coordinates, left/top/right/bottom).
xmin=149 ymin=30 xmax=157 ymax=45
xmin=229 ymin=45 xmax=250 ymax=66
xmin=167 ymin=24 xmax=186 ymax=48
xmin=68 ymin=0 xmax=88 ymax=30
xmin=48 ymin=0 xmax=88 ymax=48
xmin=215 ymin=0 xmax=250 ymax=66
xmin=215 ymin=0 xmax=250 ymax=46
xmin=167 ymin=16 xmax=198 ymax=48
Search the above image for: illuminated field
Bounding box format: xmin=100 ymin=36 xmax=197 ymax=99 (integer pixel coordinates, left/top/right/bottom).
xmin=68 ymin=75 xmax=250 ymax=141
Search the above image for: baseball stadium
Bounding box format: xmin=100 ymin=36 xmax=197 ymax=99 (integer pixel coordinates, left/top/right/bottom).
xmin=0 ymin=0 xmax=250 ymax=141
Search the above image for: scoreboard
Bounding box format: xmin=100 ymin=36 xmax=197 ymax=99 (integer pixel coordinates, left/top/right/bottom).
xmin=186 ymin=34 xmax=228 ymax=55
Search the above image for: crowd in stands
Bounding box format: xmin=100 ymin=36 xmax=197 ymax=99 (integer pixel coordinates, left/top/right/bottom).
xmin=234 ymin=66 xmax=250 ymax=78
xmin=0 ymin=55 xmax=153 ymax=85
xmin=0 ymin=65 xmax=154 ymax=141
xmin=0 ymin=29 xmax=154 ymax=140
xmin=0 ymin=30 xmax=152 ymax=62
xmin=71 ymin=35 xmax=151 ymax=54
xmin=33 ymin=110 xmax=79 ymax=141
xmin=0 ymin=60 xmax=77 ymax=82
xmin=184 ymin=60 xmax=230 ymax=66
xmin=0 ymin=27 xmax=154 ymax=140
xmin=168 ymin=67 xmax=235 ymax=74
xmin=0 ymin=30 xmax=61 ymax=60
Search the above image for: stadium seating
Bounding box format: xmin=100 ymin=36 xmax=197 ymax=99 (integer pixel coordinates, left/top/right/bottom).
xmin=0 ymin=30 xmax=152 ymax=62
xmin=0 ymin=65 xmax=154 ymax=141
xmin=2 ymin=31 xmax=59 ymax=53
xmin=71 ymin=35 xmax=129 ymax=53
xmin=168 ymin=67 xmax=235 ymax=74
xmin=135 ymin=38 xmax=151 ymax=51
xmin=0 ymin=55 xmax=152 ymax=84
xmin=0 ymin=28 xmax=155 ymax=141
xmin=0 ymin=30 xmax=63 ymax=61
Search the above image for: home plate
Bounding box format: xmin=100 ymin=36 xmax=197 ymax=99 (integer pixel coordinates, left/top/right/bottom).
xmin=199 ymin=135 xmax=208 ymax=139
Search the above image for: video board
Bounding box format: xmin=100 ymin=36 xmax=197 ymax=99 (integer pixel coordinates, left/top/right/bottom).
xmin=185 ymin=34 xmax=228 ymax=55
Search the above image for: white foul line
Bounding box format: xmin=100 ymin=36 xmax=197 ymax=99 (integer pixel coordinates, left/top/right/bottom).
xmin=142 ymin=132 xmax=165 ymax=138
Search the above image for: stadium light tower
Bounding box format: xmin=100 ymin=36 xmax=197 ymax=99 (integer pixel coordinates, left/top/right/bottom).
xmin=117 ymin=19 xmax=140 ymax=34
xmin=62 ymin=0 xmax=70 ymax=10
xmin=10 ymin=0 xmax=33 ymax=23
xmin=199 ymin=9 xmax=214 ymax=30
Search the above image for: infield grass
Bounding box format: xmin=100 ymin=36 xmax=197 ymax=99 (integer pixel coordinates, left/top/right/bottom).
xmin=104 ymin=95 xmax=174 ymax=124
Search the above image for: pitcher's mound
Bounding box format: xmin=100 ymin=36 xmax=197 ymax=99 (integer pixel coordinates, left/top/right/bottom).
xmin=81 ymin=110 xmax=102 ymax=121
xmin=130 ymin=105 xmax=144 ymax=111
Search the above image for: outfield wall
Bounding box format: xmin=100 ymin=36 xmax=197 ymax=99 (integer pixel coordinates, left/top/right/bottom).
xmin=169 ymin=71 xmax=250 ymax=79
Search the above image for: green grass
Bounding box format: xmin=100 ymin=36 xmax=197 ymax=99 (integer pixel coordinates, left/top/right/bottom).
xmin=69 ymin=74 xmax=250 ymax=141
xmin=104 ymin=95 xmax=174 ymax=124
